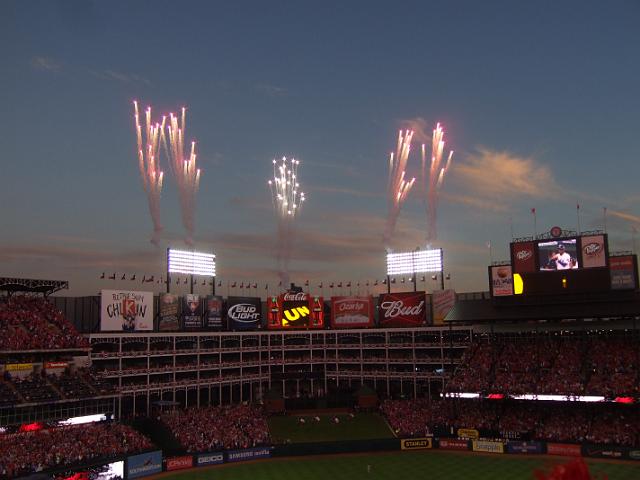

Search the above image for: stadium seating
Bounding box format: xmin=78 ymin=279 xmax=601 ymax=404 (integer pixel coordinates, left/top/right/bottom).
xmin=0 ymin=296 xmax=88 ymax=350
xmin=160 ymin=404 xmax=270 ymax=452
xmin=445 ymin=333 xmax=639 ymax=398
xmin=0 ymin=422 xmax=152 ymax=479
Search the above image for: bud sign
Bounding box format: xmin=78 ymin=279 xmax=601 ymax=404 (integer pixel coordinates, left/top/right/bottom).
xmin=378 ymin=292 xmax=426 ymax=327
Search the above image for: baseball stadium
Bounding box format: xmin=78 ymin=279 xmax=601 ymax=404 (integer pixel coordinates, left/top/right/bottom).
xmin=1 ymin=228 xmax=640 ymax=480
xmin=3 ymin=3 xmax=640 ymax=479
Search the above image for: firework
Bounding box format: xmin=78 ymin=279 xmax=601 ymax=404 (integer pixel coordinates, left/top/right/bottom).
xmin=421 ymin=122 xmax=453 ymax=243
xmin=133 ymin=101 xmax=166 ymax=246
xmin=383 ymin=130 xmax=416 ymax=247
xmin=268 ymin=157 xmax=306 ymax=288
xmin=165 ymin=107 xmax=201 ymax=246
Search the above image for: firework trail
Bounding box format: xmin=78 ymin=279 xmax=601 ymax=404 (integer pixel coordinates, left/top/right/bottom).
xmin=421 ymin=122 xmax=453 ymax=243
xmin=268 ymin=157 xmax=306 ymax=288
xmin=383 ymin=129 xmax=416 ymax=248
xmin=165 ymin=107 xmax=201 ymax=246
xmin=133 ymin=101 xmax=166 ymax=246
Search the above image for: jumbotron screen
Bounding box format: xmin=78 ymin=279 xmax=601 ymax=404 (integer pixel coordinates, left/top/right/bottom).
xmin=495 ymin=231 xmax=630 ymax=297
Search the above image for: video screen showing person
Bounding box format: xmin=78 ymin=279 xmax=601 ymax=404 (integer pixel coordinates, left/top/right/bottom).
xmin=538 ymin=239 xmax=579 ymax=271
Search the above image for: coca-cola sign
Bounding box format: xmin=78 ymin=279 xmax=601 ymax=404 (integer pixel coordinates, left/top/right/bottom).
xmin=331 ymin=296 xmax=373 ymax=328
xmin=283 ymin=292 xmax=308 ymax=301
xmin=378 ymin=292 xmax=426 ymax=327
xmin=511 ymin=241 xmax=536 ymax=273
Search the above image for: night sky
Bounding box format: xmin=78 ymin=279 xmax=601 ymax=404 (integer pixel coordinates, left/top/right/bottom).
xmin=1 ymin=1 xmax=639 ymax=297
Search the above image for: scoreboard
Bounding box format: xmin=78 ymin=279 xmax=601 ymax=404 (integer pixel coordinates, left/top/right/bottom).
xmin=489 ymin=229 xmax=638 ymax=297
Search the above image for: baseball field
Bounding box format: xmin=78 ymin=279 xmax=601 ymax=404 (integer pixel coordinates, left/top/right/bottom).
xmin=157 ymin=450 xmax=640 ymax=480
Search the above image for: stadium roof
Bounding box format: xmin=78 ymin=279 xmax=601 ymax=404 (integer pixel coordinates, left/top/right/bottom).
xmin=445 ymin=296 xmax=640 ymax=323
xmin=0 ymin=277 xmax=69 ymax=296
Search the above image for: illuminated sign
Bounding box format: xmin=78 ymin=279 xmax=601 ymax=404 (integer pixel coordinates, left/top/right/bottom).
xmin=386 ymin=248 xmax=442 ymax=275
xmin=168 ymin=249 xmax=216 ymax=276
xmin=267 ymin=292 xmax=324 ymax=329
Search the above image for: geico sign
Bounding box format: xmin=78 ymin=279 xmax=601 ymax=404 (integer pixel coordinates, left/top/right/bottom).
xmin=380 ymin=300 xmax=424 ymax=319
xmin=227 ymin=303 xmax=260 ymax=322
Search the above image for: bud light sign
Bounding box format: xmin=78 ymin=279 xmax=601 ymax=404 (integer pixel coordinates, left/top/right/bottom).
xmin=226 ymin=297 xmax=262 ymax=330
xmin=378 ymin=292 xmax=426 ymax=327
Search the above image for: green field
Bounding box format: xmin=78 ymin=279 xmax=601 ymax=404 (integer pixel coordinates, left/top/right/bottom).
xmin=158 ymin=451 xmax=640 ymax=480
xmin=267 ymin=413 xmax=395 ymax=443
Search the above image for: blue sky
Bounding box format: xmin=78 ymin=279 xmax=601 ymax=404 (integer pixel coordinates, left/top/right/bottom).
xmin=1 ymin=1 xmax=639 ymax=296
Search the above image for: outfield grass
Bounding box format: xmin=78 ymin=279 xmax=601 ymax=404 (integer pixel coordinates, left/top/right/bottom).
xmin=267 ymin=413 xmax=395 ymax=443
xmin=157 ymin=450 xmax=640 ymax=480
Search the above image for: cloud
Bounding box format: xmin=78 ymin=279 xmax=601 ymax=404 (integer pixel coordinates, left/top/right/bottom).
xmin=307 ymin=185 xmax=382 ymax=199
xmin=90 ymin=69 xmax=152 ymax=86
xmin=30 ymin=56 xmax=61 ymax=73
xmin=398 ymin=117 xmax=432 ymax=144
xmin=453 ymin=147 xmax=559 ymax=200
xmin=254 ymin=83 xmax=288 ymax=97
xmin=440 ymin=191 xmax=510 ymax=213
xmin=607 ymin=209 xmax=640 ymax=225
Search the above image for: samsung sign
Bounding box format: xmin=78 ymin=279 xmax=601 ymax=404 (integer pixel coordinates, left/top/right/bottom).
xmin=226 ymin=297 xmax=262 ymax=330
xmin=227 ymin=447 xmax=271 ymax=463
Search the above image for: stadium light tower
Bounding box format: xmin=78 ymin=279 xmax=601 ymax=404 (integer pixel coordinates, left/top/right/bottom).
xmin=386 ymin=247 xmax=443 ymax=293
xmin=167 ymin=248 xmax=216 ymax=294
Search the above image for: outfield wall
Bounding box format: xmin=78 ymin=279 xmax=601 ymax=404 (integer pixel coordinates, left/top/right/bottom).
xmin=40 ymin=438 xmax=640 ymax=479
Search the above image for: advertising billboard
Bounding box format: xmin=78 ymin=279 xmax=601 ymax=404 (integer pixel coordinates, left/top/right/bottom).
xmin=330 ymin=296 xmax=374 ymax=329
xmin=126 ymin=451 xmax=162 ymax=479
xmin=400 ymin=438 xmax=432 ymax=450
xmin=505 ymin=441 xmax=543 ymax=454
xmin=490 ymin=265 xmax=513 ymax=297
xmin=226 ymin=296 xmax=262 ymax=330
xmin=378 ymin=291 xmax=426 ymax=328
xmin=538 ymin=239 xmax=579 ymax=271
xmin=438 ymin=438 xmax=469 ymax=450
xmin=580 ymin=235 xmax=607 ymax=268
xmin=226 ymin=447 xmax=271 ymax=463
xmin=196 ymin=452 xmax=224 ymax=466
xmin=472 ymin=440 xmax=504 ymax=454
xmin=159 ymin=293 xmax=180 ymax=331
xmin=267 ymin=292 xmax=324 ymax=329
xmin=182 ymin=294 xmax=202 ymax=330
xmin=546 ymin=443 xmax=581 ymax=456
xmin=432 ymin=289 xmax=456 ymax=325
xmin=205 ymin=295 xmax=224 ymax=329
xmin=511 ymin=241 xmax=536 ymax=273
xmin=610 ymin=255 xmax=637 ymax=290
xmin=166 ymin=456 xmax=193 ymax=471
xmin=101 ymin=290 xmax=153 ymax=331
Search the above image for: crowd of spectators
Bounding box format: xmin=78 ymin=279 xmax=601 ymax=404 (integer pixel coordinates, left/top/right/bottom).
xmin=161 ymin=404 xmax=269 ymax=452
xmin=0 ymin=296 xmax=88 ymax=350
xmin=10 ymin=374 xmax=61 ymax=403
xmin=0 ymin=422 xmax=152 ymax=479
xmin=381 ymin=398 xmax=640 ymax=447
xmin=446 ymin=334 xmax=639 ymax=397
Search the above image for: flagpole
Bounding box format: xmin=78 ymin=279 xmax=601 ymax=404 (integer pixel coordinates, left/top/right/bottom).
xmin=532 ymin=208 xmax=537 ymax=238
xmin=576 ymin=203 xmax=581 ymax=234
xmin=604 ymin=207 xmax=608 ymax=233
